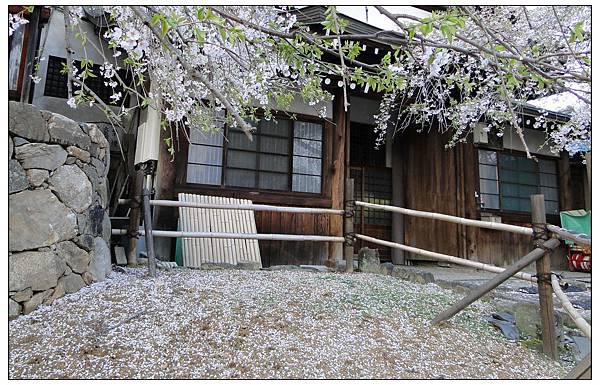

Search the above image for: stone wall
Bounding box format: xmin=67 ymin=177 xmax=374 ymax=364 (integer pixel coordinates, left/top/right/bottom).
xmin=9 ymin=102 xmax=112 ymax=319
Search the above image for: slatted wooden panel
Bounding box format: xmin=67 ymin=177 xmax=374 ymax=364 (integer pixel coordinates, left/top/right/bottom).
xmin=254 ymin=211 xmax=330 ymax=266
xmin=177 ymin=193 xmax=262 ymax=268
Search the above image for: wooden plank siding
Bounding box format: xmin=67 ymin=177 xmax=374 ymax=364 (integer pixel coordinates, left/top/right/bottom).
xmin=399 ymin=128 xmax=568 ymax=269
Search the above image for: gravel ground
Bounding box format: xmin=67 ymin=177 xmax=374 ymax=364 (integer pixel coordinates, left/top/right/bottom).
xmin=9 ymin=267 xmax=568 ymax=379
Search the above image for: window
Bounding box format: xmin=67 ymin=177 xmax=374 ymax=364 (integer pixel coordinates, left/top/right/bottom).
xmin=44 ymin=55 xmax=130 ymax=106
xmin=187 ymin=117 xmax=324 ymax=194
xmin=478 ymin=149 xmax=559 ymax=214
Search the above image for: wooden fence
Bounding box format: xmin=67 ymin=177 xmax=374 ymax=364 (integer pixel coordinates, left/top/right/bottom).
xmin=353 ymin=193 xmax=591 ymax=371
xmin=114 ymin=183 xmax=590 ymax=375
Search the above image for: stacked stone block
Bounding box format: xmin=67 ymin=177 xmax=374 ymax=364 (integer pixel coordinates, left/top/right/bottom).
xmin=9 ymin=102 xmax=112 ymax=319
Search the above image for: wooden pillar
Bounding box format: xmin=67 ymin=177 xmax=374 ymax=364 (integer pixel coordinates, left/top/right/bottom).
xmin=391 ymin=138 xmax=405 ymax=265
xmin=328 ymin=89 xmax=347 ymax=264
xmin=344 ymin=178 xmax=355 ymax=272
xmin=151 ymin=126 xmax=178 ymax=260
xmin=531 ymin=194 xmax=558 ymax=360
xmin=20 ymin=6 xmax=41 ymax=103
xmin=584 ymin=152 xmax=591 ymax=211
xmin=558 ymin=151 xmax=573 ymax=211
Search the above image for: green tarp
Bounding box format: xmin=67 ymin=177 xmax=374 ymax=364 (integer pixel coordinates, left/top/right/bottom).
xmin=560 ymin=210 xmax=591 ymax=245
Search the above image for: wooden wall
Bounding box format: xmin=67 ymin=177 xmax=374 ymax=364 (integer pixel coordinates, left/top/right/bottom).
xmin=255 ymin=212 xmax=330 ymax=266
xmin=399 ymin=129 xmax=568 ymax=269
xmin=400 ymin=129 xmax=461 ymax=259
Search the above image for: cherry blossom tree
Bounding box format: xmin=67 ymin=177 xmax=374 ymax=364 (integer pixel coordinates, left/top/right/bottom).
xmin=12 ymin=5 xmax=591 ymax=157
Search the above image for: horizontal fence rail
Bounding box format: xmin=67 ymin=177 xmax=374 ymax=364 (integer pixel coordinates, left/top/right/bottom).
xmin=551 ymin=275 xmax=592 ymax=339
xmin=112 ymin=229 xmax=345 ymax=242
xmin=547 ymin=224 xmax=592 ymax=247
xmin=355 ymin=233 xmax=536 ymax=283
xmin=355 ymin=201 xmax=533 ymax=236
xmin=119 ymin=198 xmax=345 ymax=215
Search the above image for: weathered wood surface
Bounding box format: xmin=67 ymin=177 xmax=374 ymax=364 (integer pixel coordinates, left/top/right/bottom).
xmin=531 ymin=194 xmax=558 ymax=360
xmin=344 ymin=178 xmax=354 ymax=272
xmin=430 ymin=238 xmax=560 ymax=326
xmin=329 ymin=88 xmax=347 ymax=264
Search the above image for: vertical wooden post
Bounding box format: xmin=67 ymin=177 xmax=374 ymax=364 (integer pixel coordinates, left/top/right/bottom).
xmin=531 ymin=194 xmax=558 ymax=360
xmin=329 ymin=89 xmax=347 ymax=264
xmin=391 ymin=138 xmax=405 ymax=265
xmin=143 ymin=186 xmax=157 ymax=277
xmin=584 ymin=152 xmax=591 ymax=211
xmin=344 ymin=178 xmax=355 ymax=273
xmin=20 ymin=6 xmax=41 ymax=103
xmin=558 ymin=151 xmax=573 ymax=211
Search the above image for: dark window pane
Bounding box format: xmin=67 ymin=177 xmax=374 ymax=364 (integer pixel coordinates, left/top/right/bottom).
xmin=540 ymin=173 xmax=558 ymax=187
xmin=293 ymin=156 xmax=322 ymax=176
xmin=539 ymin=159 xmax=557 ymax=174
xmin=517 ymin=157 xmax=537 ymax=172
xmin=546 ymin=200 xmax=559 ymax=215
xmin=541 ymin=186 xmax=559 ymax=202
xmin=260 ymin=136 xmax=289 ymax=155
xmin=517 ymin=171 xmax=538 ymax=186
xmin=225 ymin=169 xmax=256 ymax=188
xmin=261 ymin=119 xmax=291 ymax=137
xmin=479 ymin=150 xmax=497 ymax=165
xmin=502 ymin=197 xmax=530 ymax=212
xmin=187 ymin=164 xmax=222 ymax=185
xmin=228 ymin=131 xmax=257 ymax=151
xmin=259 ymin=154 xmax=289 ymax=173
xmin=499 ymin=154 xmax=519 ymax=170
xmin=294 ymin=121 xmax=322 ymax=141
xmin=188 ymin=144 xmax=223 ymax=166
xmin=293 ymin=138 xmax=322 ymax=157
xmin=258 ymin=172 xmax=288 ymax=190
xmin=499 ymin=169 xmax=519 ymax=183
xmin=292 ymin=174 xmax=321 ymax=193
xmin=228 ymin=150 xmax=257 ymax=170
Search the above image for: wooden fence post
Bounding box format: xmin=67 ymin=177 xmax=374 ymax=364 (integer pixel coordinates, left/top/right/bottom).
xmin=344 ymin=178 xmax=355 ymax=273
xmin=531 ymin=194 xmax=558 ymax=360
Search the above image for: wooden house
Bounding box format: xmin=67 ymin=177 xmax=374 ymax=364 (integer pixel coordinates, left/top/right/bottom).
xmin=151 ymin=6 xmax=589 ymax=269
xmin=11 ymin=6 xmax=589 ymax=269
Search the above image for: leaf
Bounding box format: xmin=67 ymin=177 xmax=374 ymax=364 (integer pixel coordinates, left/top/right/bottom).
xmin=419 ymin=22 xmax=433 ymax=36
xmin=161 ymin=18 xmax=170 ymax=36
xmin=408 ymin=27 xmax=415 ymax=42
xmin=570 ymin=21 xmax=584 ymax=43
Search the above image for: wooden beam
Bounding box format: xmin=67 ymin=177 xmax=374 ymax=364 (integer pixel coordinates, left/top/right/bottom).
xmin=391 ymin=138 xmax=405 ymax=265
xmin=430 ymin=238 xmax=560 ymax=326
xmin=558 ymin=151 xmax=573 ymax=211
xmin=328 ymin=88 xmax=347 ymax=264
xmin=531 ymin=194 xmax=558 ymax=360
xmin=344 ymin=178 xmax=355 ymax=272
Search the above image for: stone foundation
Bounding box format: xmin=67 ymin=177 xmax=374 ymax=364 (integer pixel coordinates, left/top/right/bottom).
xmin=9 ymin=102 xmax=111 ymax=319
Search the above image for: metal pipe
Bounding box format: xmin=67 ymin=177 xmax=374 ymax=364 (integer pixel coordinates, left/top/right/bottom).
xmin=112 ymin=229 xmax=345 ymax=242
xmin=355 ymin=201 xmax=533 ymax=236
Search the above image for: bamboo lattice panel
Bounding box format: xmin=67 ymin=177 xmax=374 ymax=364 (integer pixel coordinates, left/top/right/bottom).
xmin=177 ymin=193 xmax=262 ymax=268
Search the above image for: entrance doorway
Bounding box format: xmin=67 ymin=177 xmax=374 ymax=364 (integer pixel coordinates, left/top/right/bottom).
xmin=349 ymin=122 xmax=392 ymax=260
